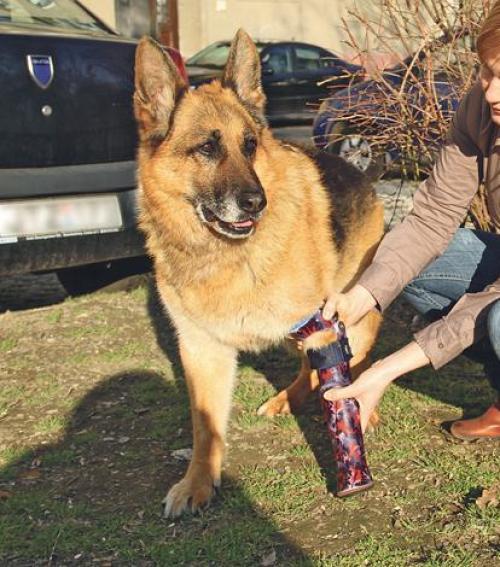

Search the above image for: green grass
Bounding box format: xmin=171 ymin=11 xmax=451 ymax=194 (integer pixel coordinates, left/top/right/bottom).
xmin=101 ymin=341 xmax=149 ymax=363
xmin=0 ymin=385 xmax=26 ymax=417
xmin=0 ymin=447 xmax=31 ymax=469
xmin=287 ymin=443 xmax=312 ymax=459
xmin=237 ymin=462 xmax=324 ymax=520
xmin=0 ymin=338 xmax=17 ymax=352
xmin=41 ymin=448 xmax=77 ymax=467
xmin=45 ymin=310 xmax=62 ymax=324
xmin=36 ymin=415 xmax=66 ymax=435
xmin=65 ymin=352 xmax=90 ymax=365
xmin=0 ymin=447 xmax=34 ymax=481
xmin=0 ymin=292 xmax=498 ymax=565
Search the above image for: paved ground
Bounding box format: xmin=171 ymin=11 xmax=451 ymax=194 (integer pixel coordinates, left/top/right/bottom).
xmin=274 ymin=124 xmax=418 ymax=226
xmin=272 ymin=124 xmax=314 ymax=145
xmin=376 ymin=177 xmax=417 ymax=227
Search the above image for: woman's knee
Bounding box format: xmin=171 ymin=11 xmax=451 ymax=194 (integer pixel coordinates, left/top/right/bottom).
xmin=402 ymin=281 xmax=452 ymax=317
xmin=487 ymin=300 xmax=500 ymax=360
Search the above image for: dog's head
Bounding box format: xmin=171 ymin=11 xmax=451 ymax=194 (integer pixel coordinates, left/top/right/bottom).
xmin=134 ymin=30 xmax=268 ymax=240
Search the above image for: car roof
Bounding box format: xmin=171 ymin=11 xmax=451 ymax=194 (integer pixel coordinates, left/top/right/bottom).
xmin=209 ymin=38 xmax=337 ymax=53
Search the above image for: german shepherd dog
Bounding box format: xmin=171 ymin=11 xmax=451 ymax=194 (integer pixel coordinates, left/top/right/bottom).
xmin=134 ymin=30 xmax=384 ymax=518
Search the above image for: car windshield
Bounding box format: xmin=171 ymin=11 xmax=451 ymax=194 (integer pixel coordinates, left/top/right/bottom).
xmin=0 ymin=0 xmax=110 ymax=34
xmin=186 ymin=41 xmax=266 ymax=68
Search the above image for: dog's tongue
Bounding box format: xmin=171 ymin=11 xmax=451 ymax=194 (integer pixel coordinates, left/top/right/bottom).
xmin=231 ymin=220 xmax=254 ymax=228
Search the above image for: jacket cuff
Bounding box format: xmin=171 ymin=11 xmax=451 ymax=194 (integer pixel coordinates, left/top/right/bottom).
xmin=357 ymin=263 xmax=402 ymax=312
xmin=413 ymin=319 xmax=466 ymax=370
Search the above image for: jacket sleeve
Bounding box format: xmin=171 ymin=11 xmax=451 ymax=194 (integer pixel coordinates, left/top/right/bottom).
xmin=413 ymin=279 xmax=500 ymax=369
xmin=358 ymin=84 xmax=481 ymax=311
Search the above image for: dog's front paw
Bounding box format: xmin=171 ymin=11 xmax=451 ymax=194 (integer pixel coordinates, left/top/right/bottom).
xmin=257 ymin=391 xmax=292 ymax=417
xmin=162 ymin=470 xmax=220 ymax=518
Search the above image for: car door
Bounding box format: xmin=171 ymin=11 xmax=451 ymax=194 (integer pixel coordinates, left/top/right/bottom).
xmin=260 ymin=45 xmax=294 ymax=121
xmin=291 ymin=45 xmax=346 ymax=118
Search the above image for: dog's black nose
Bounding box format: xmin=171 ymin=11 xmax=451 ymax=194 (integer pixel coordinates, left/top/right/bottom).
xmin=237 ymin=190 xmax=267 ymax=214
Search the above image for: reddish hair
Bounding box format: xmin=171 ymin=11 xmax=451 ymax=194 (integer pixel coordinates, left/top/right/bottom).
xmin=478 ymin=1 xmax=500 ymax=63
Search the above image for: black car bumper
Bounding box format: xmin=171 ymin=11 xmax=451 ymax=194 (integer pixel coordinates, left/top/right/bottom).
xmin=0 ymin=161 xmax=137 ymax=199
xmin=0 ymin=226 xmax=146 ymax=276
xmin=0 ymin=162 xmax=147 ymax=276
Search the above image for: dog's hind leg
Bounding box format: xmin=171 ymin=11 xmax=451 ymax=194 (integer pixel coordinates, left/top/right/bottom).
xmin=257 ymin=349 xmax=319 ymax=416
xmin=349 ymin=352 xmax=380 ymax=431
xmin=163 ymin=332 xmax=237 ymax=518
xmin=348 ymin=309 xmax=383 ymax=431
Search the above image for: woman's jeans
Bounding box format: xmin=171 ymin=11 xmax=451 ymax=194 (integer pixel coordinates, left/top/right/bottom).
xmin=401 ymin=228 xmax=500 ymax=394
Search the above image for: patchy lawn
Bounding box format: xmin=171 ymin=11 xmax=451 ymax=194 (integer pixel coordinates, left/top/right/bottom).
xmin=0 ymin=279 xmax=498 ymax=566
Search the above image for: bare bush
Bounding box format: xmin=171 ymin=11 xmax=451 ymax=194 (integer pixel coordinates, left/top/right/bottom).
xmin=321 ymin=0 xmax=493 ymax=228
xmin=326 ymin=1 xmax=486 ymax=175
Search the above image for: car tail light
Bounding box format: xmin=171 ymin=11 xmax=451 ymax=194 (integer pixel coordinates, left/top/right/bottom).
xmin=164 ymin=46 xmax=189 ymax=85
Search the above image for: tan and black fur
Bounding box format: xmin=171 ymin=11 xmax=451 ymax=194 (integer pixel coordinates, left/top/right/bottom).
xmin=134 ymin=30 xmax=384 ymax=518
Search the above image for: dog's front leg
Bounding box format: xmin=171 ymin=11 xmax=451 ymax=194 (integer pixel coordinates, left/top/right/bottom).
xmin=163 ymin=333 xmax=237 ymax=518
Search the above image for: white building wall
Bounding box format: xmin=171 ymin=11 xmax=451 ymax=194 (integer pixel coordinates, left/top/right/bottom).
xmin=179 ymin=0 xmax=358 ymax=58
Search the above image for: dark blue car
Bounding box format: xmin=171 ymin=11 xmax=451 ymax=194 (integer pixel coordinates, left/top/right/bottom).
xmin=312 ymin=56 xmax=462 ymax=173
xmin=0 ymin=0 xmax=187 ymax=294
xmin=187 ymin=39 xmax=362 ymax=124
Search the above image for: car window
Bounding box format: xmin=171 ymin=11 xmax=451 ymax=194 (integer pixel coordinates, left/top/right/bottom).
xmin=261 ymin=46 xmax=292 ymax=74
xmin=186 ymin=43 xmax=231 ymax=68
xmin=293 ymin=46 xmax=329 ymax=71
xmin=0 ymin=0 xmax=110 ymax=33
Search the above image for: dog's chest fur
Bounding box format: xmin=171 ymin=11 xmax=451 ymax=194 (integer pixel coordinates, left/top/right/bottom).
xmin=154 ymin=230 xmax=332 ymax=351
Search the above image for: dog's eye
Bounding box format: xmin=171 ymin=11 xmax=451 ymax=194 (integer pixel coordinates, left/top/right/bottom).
xmin=243 ymin=137 xmax=257 ymax=157
xmin=198 ymin=140 xmax=218 ymax=157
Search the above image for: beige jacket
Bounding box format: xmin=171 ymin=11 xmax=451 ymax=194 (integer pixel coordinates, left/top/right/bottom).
xmin=358 ymin=81 xmax=500 ymax=369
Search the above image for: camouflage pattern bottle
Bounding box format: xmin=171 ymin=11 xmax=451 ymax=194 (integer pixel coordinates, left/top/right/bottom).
xmin=291 ymin=312 xmax=373 ymax=496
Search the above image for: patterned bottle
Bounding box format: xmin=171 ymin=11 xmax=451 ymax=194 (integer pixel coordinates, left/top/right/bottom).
xmin=291 ymin=311 xmax=373 ymax=496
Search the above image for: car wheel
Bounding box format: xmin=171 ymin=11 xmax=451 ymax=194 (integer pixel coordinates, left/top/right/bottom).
xmin=338 ymin=136 xmax=374 ymax=172
xmin=57 ymin=257 xmax=151 ymax=296
xmin=324 ymin=122 xmax=390 ymax=178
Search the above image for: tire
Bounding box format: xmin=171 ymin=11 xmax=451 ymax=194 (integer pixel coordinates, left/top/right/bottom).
xmin=57 ymin=256 xmax=151 ymax=296
xmin=324 ymin=122 xmax=390 ymax=179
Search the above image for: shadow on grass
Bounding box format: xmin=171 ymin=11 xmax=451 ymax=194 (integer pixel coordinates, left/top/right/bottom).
xmin=0 ymin=370 xmax=314 ymax=565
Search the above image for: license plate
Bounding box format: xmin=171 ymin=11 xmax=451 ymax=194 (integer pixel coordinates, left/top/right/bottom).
xmin=0 ymin=194 xmax=123 ymax=241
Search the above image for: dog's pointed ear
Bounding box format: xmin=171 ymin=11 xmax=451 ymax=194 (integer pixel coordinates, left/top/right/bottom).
xmin=222 ymin=29 xmax=266 ymax=123
xmin=134 ymin=37 xmax=187 ymax=144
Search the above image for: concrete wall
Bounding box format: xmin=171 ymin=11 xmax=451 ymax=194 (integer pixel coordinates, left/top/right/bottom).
xmin=178 ymin=0 xmax=358 ymax=58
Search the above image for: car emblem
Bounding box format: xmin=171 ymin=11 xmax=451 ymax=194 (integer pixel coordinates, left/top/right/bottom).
xmin=26 ymin=54 xmax=54 ymax=89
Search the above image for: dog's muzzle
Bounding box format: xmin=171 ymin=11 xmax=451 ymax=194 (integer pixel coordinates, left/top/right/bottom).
xmin=196 ymin=191 xmax=266 ymax=239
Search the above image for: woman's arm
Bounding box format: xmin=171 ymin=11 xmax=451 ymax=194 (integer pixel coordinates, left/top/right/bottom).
xmin=356 ymin=83 xmax=484 ymax=313
xmin=324 ymin=340 xmax=431 ymax=432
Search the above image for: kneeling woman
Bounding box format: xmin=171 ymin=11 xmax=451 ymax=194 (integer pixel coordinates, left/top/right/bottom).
xmin=323 ymin=1 xmax=500 ymax=440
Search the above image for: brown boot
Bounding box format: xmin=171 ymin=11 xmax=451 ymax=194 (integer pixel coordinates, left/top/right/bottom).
xmin=450 ymin=400 xmax=500 ymax=440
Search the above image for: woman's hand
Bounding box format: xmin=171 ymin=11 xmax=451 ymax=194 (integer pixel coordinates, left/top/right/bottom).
xmin=323 ymin=361 xmax=392 ymax=432
xmin=322 ymin=284 xmax=377 ymax=326
xmin=323 ymin=341 xmax=431 ymax=432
